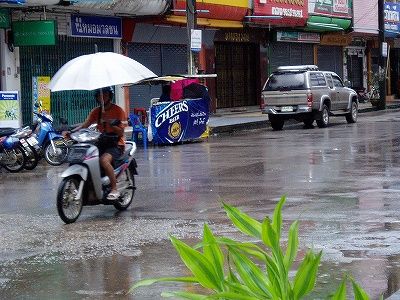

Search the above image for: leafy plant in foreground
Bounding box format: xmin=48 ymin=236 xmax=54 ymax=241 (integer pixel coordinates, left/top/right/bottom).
xmin=130 ymin=195 xmax=371 ymax=299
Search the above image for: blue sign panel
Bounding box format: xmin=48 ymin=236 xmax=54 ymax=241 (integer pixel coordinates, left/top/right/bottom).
xmin=150 ymin=97 xmax=209 ymax=145
xmin=0 ymin=91 xmax=18 ymax=100
xmin=0 ymin=0 xmax=25 ymax=4
xmin=385 ymin=3 xmax=400 ymax=35
xmin=70 ymin=14 xmax=122 ymax=39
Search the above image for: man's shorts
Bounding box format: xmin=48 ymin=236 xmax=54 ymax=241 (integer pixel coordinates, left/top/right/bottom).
xmin=99 ymin=146 xmax=123 ymax=166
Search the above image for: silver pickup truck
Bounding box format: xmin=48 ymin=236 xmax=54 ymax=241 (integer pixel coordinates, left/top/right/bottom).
xmin=261 ymin=65 xmax=358 ymax=130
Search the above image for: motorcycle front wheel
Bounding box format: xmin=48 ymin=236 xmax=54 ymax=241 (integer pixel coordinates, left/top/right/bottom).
xmin=114 ymin=169 xmax=135 ymax=211
xmin=2 ymin=145 xmax=27 ymax=172
xmin=44 ymin=139 xmax=69 ymax=166
xmin=57 ymin=176 xmax=83 ymax=224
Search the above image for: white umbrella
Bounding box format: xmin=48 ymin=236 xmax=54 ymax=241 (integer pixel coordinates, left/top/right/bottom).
xmin=48 ymin=52 xmax=157 ymax=92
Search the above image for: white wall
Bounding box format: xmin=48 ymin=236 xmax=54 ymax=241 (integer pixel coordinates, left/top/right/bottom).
xmin=353 ymin=0 xmax=379 ymax=34
xmin=0 ymin=29 xmax=21 ymax=92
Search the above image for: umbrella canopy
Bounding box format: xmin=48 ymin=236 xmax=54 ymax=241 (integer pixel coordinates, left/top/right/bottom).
xmin=48 ymin=52 xmax=157 ymax=92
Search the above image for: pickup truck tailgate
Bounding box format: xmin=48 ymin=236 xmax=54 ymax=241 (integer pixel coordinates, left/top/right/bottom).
xmin=262 ymin=91 xmax=308 ymax=106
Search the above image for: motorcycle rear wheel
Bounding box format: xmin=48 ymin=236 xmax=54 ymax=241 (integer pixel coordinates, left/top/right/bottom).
xmin=57 ymin=176 xmax=83 ymax=224
xmin=44 ymin=139 xmax=69 ymax=166
xmin=2 ymin=145 xmax=27 ymax=172
xmin=114 ymin=169 xmax=135 ymax=211
xmin=23 ymin=144 xmax=39 ymax=170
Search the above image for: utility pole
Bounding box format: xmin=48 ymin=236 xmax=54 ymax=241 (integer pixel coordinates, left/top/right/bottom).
xmin=378 ymin=0 xmax=386 ymax=110
xmin=186 ymin=0 xmax=197 ymax=75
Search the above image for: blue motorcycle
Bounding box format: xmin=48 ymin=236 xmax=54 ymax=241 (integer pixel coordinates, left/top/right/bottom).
xmin=0 ymin=128 xmax=27 ymax=172
xmin=33 ymin=111 xmax=70 ymax=166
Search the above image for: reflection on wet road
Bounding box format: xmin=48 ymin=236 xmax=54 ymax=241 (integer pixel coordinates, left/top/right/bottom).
xmin=1 ymin=111 xmax=400 ymax=299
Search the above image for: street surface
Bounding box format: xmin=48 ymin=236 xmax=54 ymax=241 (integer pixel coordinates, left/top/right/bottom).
xmin=1 ymin=111 xmax=400 ymax=299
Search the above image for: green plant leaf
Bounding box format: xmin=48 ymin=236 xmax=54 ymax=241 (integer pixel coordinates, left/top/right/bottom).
xmin=128 ymin=277 xmax=198 ymax=293
xmin=283 ymin=221 xmax=299 ymax=271
xmin=170 ymin=236 xmax=222 ymax=291
xmin=351 ymin=277 xmax=370 ymax=300
xmin=208 ymin=291 xmax=265 ymax=300
xmin=203 ymin=224 xmax=225 ymax=282
xmin=293 ymin=250 xmax=322 ymax=299
xmin=161 ymin=291 xmax=208 ymax=299
xmin=228 ymin=246 xmax=274 ymax=298
xmin=261 ymin=217 xmax=279 ymax=251
xmin=223 ymin=202 xmax=262 ymax=239
xmin=272 ymin=195 xmax=286 ymax=242
xmin=330 ymin=278 xmax=347 ymax=300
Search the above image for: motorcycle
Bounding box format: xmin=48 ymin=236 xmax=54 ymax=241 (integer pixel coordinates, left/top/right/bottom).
xmin=56 ymin=127 xmax=138 ymax=224
xmin=12 ymin=126 xmax=40 ymax=170
xmin=0 ymin=128 xmax=27 ymax=172
xmin=33 ymin=111 xmax=70 ymax=166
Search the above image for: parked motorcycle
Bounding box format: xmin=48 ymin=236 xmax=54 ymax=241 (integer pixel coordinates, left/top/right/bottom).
xmin=12 ymin=126 xmax=40 ymax=170
xmin=0 ymin=128 xmax=27 ymax=172
xmin=33 ymin=111 xmax=69 ymax=166
xmin=56 ymin=127 xmax=138 ymax=224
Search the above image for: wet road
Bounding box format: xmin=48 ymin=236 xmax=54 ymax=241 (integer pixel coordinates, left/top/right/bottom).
xmin=2 ymin=111 xmax=400 ymax=299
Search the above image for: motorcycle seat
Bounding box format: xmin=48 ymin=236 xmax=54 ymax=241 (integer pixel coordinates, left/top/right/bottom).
xmin=0 ymin=128 xmax=16 ymax=137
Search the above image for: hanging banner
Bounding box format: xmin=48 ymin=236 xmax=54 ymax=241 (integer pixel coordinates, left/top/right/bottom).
xmin=0 ymin=91 xmax=20 ymax=128
xmin=150 ymin=98 xmax=209 ymax=144
xmin=70 ymin=14 xmax=122 ymax=39
xmin=32 ymin=76 xmax=51 ymax=114
xmin=309 ymin=0 xmax=352 ymax=18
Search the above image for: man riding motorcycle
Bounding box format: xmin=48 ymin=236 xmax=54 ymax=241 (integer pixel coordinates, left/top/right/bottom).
xmin=72 ymin=86 xmax=126 ymax=200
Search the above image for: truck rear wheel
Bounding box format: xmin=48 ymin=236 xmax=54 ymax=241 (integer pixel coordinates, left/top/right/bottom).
xmin=316 ymin=104 xmax=330 ymax=128
xmin=269 ymin=115 xmax=284 ymax=131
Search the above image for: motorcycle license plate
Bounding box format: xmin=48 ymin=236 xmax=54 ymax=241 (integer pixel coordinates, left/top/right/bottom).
xmin=27 ymin=136 xmax=39 ymax=146
xmin=20 ymin=138 xmax=29 ymax=147
xmin=281 ymin=106 xmax=293 ymax=112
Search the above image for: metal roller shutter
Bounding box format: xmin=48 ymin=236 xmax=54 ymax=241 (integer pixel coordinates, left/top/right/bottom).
xmin=317 ymin=46 xmax=343 ymax=78
xmin=128 ymin=43 xmax=187 ymax=112
xmin=269 ymin=42 xmax=314 ymax=74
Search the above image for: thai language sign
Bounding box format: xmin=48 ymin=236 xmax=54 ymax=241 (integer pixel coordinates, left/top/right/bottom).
xmin=309 ymin=0 xmax=352 ymax=18
xmin=253 ymin=0 xmax=308 ymax=26
xmin=277 ymin=31 xmax=320 ymax=43
xmin=385 ymin=2 xmax=400 ymax=34
xmin=13 ymin=20 xmax=56 ymax=46
xmin=150 ymin=98 xmax=209 ymax=144
xmin=0 ymin=91 xmax=20 ymax=128
xmin=70 ymin=14 xmax=122 ymax=39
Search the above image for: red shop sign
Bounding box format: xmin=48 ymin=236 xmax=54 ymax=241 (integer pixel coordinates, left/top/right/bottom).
xmin=251 ymin=0 xmax=308 ymax=27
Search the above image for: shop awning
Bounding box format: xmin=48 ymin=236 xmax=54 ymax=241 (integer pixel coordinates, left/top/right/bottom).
xmin=11 ymin=0 xmax=170 ymax=16
xmin=306 ymin=16 xmax=351 ymax=32
xmin=165 ymin=15 xmax=243 ymax=28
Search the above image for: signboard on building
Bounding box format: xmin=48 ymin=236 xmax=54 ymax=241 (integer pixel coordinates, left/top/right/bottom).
xmin=277 ymin=31 xmax=320 ymax=43
xmin=32 ymin=76 xmax=51 ymax=114
xmin=309 ymin=0 xmax=352 ymax=18
xmin=12 ymin=20 xmax=57 ymax=46
xmin=70 ymin=14 xmax=122 ymax=39
xmin=384 ymin=2 xmax=400 ymax=34
xmin=0 ymin=91 xmax=20 ymax=128
xmin=191 ymin=29 xmax=202 ymax=52
xmin=252 ymin=0 xmax=308 ymax=27
xmin=0 ymin=8 xmax=10 ymax=29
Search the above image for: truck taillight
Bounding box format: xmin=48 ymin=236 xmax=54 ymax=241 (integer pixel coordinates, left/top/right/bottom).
xmin=261 ymin=95 xmax=266 ymax=109
xmin=307 ymin=93 xmax=313 ymax=107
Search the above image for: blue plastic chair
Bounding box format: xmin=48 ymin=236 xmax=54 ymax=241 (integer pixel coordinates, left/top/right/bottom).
xmin=129 ymin=113 xmax=148 ymax=149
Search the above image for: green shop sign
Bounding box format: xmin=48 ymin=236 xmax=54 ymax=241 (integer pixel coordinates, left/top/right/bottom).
xmin=12 ymin=20 xmax=57 ymax=46
xmin=0 ymin=9 xmax=10 ymax=29
xmin=311 ymin=0 xmax=353 ymax=18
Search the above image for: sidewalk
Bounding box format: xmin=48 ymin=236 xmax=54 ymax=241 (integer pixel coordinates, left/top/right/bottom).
xmin=208 ymin=100 xmax=400 ymax=135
